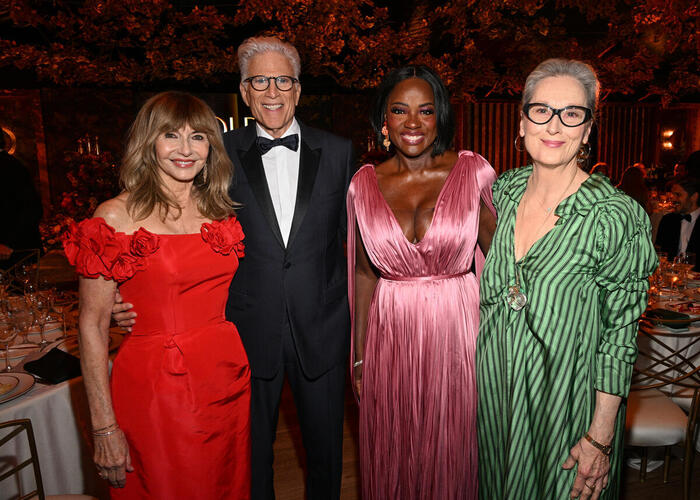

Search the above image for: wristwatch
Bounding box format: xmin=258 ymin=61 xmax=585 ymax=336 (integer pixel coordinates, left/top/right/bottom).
xmin=584 ymin=433 xmax=612 ymax=456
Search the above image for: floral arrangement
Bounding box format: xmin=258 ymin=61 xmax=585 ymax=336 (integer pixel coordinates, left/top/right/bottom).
xmin=40 ymin=150 xmax=120 ymax=250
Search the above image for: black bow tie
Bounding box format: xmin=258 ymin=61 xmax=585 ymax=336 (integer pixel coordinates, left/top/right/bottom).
xmin=680 ymin=213 xmax=692 ymax=222
xmin=256 ymin=134 xmax=299 ymax=155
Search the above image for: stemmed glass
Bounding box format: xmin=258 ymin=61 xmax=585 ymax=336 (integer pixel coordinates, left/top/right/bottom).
xmin=8 ymin=300 xmax=34 ymax=345
xmin=0 ymin=313 xmax=18 ymax=371
xmin=51 ymin=291 xmax=72 ymax=339
xmin=15 ymin=264 xmax=33 ymax=291
xmin=0 ymin=270 xmax=8 ymax=306
xmin=27 ymin=293 xmax=51 ymax=346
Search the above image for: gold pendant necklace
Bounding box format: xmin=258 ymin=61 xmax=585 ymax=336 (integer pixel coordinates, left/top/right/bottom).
xmin=507 ymin=267 xmax=527 ymax=311
xmin=509 ymin=168 xmax=579 ymax=312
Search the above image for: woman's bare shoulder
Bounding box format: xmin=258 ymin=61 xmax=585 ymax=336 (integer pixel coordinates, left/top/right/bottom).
xmin=92 ymin=193 xmax=132 ymax=232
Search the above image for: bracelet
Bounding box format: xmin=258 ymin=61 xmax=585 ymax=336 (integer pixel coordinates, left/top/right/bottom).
xmin=92 ymin=422 xmax=118 ymax=434
xmin=93 ymin=427 xmax=120 ymax=437
xmin=353 ymin=359 xmax=363 ymax=368
xmin=584 ymin=432 xmax=612 ymax=456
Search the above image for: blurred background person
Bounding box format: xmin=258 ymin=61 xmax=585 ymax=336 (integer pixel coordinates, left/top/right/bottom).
xmin=0 ymin=128 xmax=43 ymax=268
xmin=617 ymin=164 xmax=650 ymax=212
xmin=589 ymin=161 xmax=609 ymax=180
xmin=63 ymin=92 xmax=250 ymax=498
xmin=478 ymin=59 xmax=657 ymax=500
xmin=348 ymin=65 xmax=496 ymax=499
xmin=655 ymin=176 xmax=700 ymax=270
xmin=685 ymin=150 xmax=700 ymax=179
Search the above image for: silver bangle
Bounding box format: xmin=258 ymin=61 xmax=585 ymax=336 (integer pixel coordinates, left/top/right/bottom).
xmin=93 ymin=426 xmax=120 ymax=437
xmin=353 ymin=359 xmax=363 ymax=368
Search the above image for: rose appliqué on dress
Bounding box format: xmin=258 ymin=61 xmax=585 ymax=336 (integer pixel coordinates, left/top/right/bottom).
xmin=62 ymin=218 xmax=160 ymax=282
xmin=200 ymin=216 xmax=245 ymax=257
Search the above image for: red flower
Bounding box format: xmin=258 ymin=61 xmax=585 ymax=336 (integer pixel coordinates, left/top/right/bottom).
xmin=201 ymin=216 xmax=245 ymax=257
xmin=62 ymin=218 xmax=158 ymax=282
xmin=111 ymin=249 xmax=141 ymax=282
xmin=130 ymin=227 xmax=160 ymax=257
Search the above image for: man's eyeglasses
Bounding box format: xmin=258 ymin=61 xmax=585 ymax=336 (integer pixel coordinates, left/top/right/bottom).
xmin=523 ymin=103 xmax=592 ymax=127
xmin=244 ymin=75 xmax=299 ymax=92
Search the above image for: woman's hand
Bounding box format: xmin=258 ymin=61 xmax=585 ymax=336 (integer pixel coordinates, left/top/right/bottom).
xmin=353 ymin=363 xmax=362 ymax=399
xmin=562 ymin=437 xmax=610 ymax=500
xmin=94 ymin=428 xmax=133 ymax=488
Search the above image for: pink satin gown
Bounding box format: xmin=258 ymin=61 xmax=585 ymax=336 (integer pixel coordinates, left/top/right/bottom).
xmin=347 ymin=151 xmax=496 ymax=500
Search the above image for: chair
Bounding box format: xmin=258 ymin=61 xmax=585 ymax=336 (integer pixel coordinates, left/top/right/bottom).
xmin=3 ymin=249 xmax=40 ymax=294
xmin=625 ymin=321 xmax=700 ymax=500
xmin=0 ymin=418 xmax=97 ymax=500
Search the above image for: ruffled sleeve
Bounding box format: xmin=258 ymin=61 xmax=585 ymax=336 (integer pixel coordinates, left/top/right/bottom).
xmin=593 ymin=194 xmax=658 ymax=396
xmin=62 ymin=218 xmax=160 ymax=282
xmin=201 ymin=215 xmax=245 ymax=257
xmin=491 ymin=167 xmax=522 ymax=214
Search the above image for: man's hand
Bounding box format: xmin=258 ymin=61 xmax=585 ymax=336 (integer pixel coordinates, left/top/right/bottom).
xmin=111 ymin=290 xmax=136 ymax=332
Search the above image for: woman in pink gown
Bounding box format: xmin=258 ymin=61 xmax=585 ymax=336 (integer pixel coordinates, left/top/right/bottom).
xmin=347 ymin=66 xmax=496 ymax=499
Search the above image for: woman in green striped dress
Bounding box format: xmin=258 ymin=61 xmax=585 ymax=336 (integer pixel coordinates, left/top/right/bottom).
xmin=477 ymin=59 xmax=657 ymax=500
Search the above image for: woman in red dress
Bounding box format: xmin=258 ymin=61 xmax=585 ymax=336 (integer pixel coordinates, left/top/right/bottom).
xmin=63 ymin=92 xmax=250 ymax=498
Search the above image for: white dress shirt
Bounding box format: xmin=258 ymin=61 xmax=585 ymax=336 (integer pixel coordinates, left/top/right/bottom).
xmin=257 ymin=119 xmax=301 ymax=247
xmin=679 ymin=206 xmax=700 ymax=254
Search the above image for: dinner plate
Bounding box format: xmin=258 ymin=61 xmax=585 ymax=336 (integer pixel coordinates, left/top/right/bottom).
xmin=657 ymin=288 xmax=683 ymax=300
xmin=28 ymin=321 xmax=63 ymax=334
xmin=0 ymin=373 xmax=35 ymax=404
xmin=641 ymin=321 xmax=700 ymax=334
xmin=0 ymin=344 xmax=40 ymax=370
xmin=24 ymin=328 xmax=65 ymax=344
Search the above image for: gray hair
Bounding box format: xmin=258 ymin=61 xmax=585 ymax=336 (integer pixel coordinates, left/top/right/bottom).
xmin=522 ymin=58 xmax=600 ymax=116
xmin=237 ymin=36 xmax=301 ymax=82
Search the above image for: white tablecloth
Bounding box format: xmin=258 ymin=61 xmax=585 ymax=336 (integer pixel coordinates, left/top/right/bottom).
xmin=0 ymin=370 xmax=107 ymax=498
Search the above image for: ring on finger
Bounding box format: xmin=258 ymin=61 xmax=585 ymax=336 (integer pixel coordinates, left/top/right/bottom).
xmin=585 ymin=482 xmax=595 ymax=489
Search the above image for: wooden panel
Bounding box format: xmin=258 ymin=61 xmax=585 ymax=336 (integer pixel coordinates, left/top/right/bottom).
xmin=453 ymin=100 xmax=661 ymax=179
xmin=453 ymin=100 xmax=527 ymax=174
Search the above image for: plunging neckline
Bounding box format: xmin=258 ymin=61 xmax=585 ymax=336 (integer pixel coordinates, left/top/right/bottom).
xmin=512 ymin=173 xmax=590 ymax=263
xmin=369 ymin=161 xmax=459 ymax=247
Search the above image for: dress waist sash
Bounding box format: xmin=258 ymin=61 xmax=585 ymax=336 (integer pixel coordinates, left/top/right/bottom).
xmin=380 ymin=271 xmax=470 ymax=282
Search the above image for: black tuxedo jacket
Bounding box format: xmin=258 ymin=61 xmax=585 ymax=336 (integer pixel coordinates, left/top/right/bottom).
xmin=656 ymin=212 xmax=700 ymax=268
xmin=223 ymin=122 xmax=355 ymax=379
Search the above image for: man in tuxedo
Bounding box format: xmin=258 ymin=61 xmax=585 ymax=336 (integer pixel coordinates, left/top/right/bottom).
xmin=224 ymin=37 xmax=354 ymax=499
xmin=656 ymin=176 xmax=700 ymax=268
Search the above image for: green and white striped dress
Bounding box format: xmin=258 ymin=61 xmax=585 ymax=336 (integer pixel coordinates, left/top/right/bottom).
xmin=477 ymin=167 xmax=658 ymax=499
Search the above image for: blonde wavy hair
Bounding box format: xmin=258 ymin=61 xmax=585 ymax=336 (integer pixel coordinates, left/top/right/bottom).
xmin=120 ymin=91 xmax=236 ymax=221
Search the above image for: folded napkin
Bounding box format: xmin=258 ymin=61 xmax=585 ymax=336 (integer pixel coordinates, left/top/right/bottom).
xmin=24 ymin=347 xmax=81 ymax=383
xmin=645 ymin=308 xmax=692 ymax=329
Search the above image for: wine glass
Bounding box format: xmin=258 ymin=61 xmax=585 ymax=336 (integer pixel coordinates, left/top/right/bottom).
xmin=15 ymin=264 xmax=33 ymax=291
xmin=9 ymin=301 xmax=33 ymax=345
xmin=0 ymin=313 xmax=18 ymax=371
xmin=52 ymin=290 xmax=72 ymax=339
xmin=27 ymin=293 xmax=51 ymax=346
xmin=0 ymin=269 xmax=8 ymax=303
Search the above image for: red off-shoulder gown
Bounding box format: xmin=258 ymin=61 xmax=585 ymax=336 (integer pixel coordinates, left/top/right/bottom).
xmin=64 ymin=216 xmax=250 ymax=499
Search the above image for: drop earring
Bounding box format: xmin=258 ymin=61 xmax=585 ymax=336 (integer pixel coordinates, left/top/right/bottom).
xmin=382 ymin=122 xmax=391 ymax=151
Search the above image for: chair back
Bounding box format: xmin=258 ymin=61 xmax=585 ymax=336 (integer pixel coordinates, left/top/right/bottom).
xmin=633 ymin=321 xmax=700 ymax=447
xmin=2 ymin=249 xmax=41 ymax=295
xmin=0 ymin=418 xmax=45 ymax=500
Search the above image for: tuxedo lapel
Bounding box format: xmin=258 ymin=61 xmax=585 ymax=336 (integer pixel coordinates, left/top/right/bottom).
xmin=239 ymin=144 xmax=285 ymax=248
xmin=287 ymin=137 xmax=320 ymax=247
